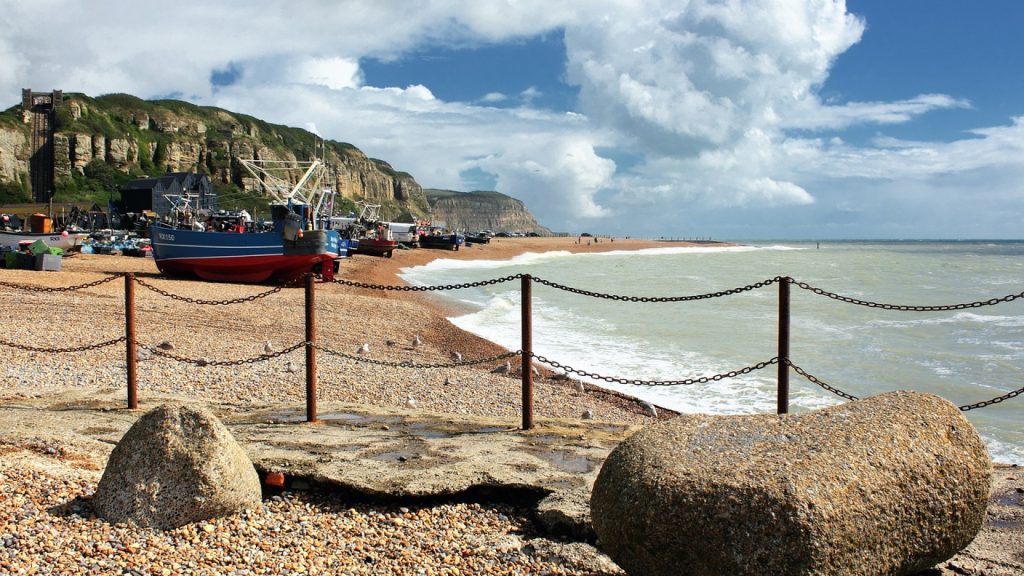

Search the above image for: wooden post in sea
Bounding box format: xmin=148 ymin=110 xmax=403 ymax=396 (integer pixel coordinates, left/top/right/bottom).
xmin=124 ymin=273 xmax=138 ymax=409
xmin=305 ymin=274 xmax=318 ymax=423
xmin=521 ymin=274 xmax=534 ymax=430
xmin=777 ymin=277 xmax=790 ymax=414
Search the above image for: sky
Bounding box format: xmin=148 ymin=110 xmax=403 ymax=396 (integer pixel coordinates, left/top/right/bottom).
xmin=2 ymin=0 xmax=1023 ymax=239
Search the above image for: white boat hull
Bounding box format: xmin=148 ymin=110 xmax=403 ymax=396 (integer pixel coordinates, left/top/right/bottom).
xmin=0 ymin=230 xmax=88 ymax=251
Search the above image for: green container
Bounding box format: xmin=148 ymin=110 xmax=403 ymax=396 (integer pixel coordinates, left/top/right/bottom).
xmin=3 ymin=252 xmax=15 ymax=269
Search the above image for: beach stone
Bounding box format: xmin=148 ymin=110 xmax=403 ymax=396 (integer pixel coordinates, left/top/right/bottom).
xmin=590 ymin=391 xmax=991 ymax=576
xmin=93 ymin=404 xmax=262 ymax=529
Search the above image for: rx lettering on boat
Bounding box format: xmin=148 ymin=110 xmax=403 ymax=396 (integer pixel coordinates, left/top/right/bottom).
xmin=158 ymin=232 xmax=176 ymax=241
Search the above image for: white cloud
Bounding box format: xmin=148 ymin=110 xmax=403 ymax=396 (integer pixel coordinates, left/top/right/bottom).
xmin=289 ymin=57 xmax=362 ymax=90
xmin=1 ymin=0 xmax=1021 ymax=238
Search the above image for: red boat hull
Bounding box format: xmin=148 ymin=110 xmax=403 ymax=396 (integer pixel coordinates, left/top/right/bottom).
xmin=154 ymin=254 xmax=337 ymax=283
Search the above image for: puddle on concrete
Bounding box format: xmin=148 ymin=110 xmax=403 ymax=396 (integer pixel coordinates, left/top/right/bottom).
xmin=530 ymin=450 xmax=596 ymax=474
xmin=370 ymin=450 xmax=420 ymax=463
xmin=994 ymin=492 xmax=1022 ymax=507
xmin=319 ymin=412 xmax=369 ymax=424
xmin=987 ymin=518 xmax=1023 ymax=531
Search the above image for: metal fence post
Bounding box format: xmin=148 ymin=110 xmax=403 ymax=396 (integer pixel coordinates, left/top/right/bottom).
xmin=777 ymin=277 xmax=790 ymax=414
xmin=124 ymin=273 xmax=137 ymax=409
xmin=305 ymin=274 xmax=318 ymax=423
xmin=521 ymin=274 xmax=534 ymax=430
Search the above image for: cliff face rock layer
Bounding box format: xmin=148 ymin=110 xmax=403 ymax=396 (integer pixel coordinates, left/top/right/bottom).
xmin=0 ymin=93 xmax=430 ymax=218
xmin=424 ymin=189 xmax=550 ymax=234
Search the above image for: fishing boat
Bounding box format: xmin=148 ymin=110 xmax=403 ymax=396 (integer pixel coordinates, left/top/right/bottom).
xmin=148 ymin=157 xmax=345 ymax=283
xmin=337 ymin=203 xmax=399 ymax=258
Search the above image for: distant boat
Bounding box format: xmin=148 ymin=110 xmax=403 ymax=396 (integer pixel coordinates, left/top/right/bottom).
xmin=350 ymin=237 xmax=398 ymax=258
xmin=0 ymin=229 xmax=89 ymax=252
xmin=418 ymin=232 xmax=464 ymax=251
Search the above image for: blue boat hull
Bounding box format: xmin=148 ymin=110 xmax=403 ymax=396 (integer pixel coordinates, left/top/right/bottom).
xmin=149 ymin=224 xmax=344 ymax=283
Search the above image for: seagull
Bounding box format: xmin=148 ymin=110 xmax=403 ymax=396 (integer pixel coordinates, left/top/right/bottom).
xmin=443 ymin=377 xmax=453 ymax=387
xmin=642 ymin=401 xmax=658 ymax=418
xmin=491 ymin=361 xmax=511 ymax=374
xmin=357 ymin=343 xmax=370 ymax=354
xmin=411 ymin=334 xmax=423 ymax=348
xmin=574 ymin=381 xmax=586 ymax=395
xmin=405 ymin=395 xmax=417 ymax=409
xmin=581 ymin=409 xmax=594 ymax=420
xmin=386 ymin=339 xmax=397 ymax=347
xmin=263 ymin=340 xmax=275 ymax=355
xmin=285 ymin=360 xmax=297 ymax=373
xmin=450 ymin=351 xmax=463 ymax=362
xmin=157 ymin=340 xmax=174 ymax=351
xmin=136 ymin=346 xmax=151 ymax=361
xmin=532 ymin=366 xmax=540 ymax=377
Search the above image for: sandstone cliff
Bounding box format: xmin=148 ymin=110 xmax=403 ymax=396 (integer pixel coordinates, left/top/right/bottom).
xmin=424 ymin=189 xmax=551 ymax=235
xmin=0 ymin=93 xmax=430 ymax=219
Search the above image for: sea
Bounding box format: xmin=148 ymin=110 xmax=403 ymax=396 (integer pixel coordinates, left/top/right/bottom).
xmin=400 ymin=240 xmax=1024 ymax=464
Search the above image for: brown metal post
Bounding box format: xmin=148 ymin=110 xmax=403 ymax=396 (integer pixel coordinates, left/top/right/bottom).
xmin=124 ymin=273 xmax=137 ymax=409
xmin=521 ymin=274 xmax=534 ymax=430
xmin=305 ymin=274 xmax=318 ymax=423
xmin=777 ymin=277 xmax=790 ymax=414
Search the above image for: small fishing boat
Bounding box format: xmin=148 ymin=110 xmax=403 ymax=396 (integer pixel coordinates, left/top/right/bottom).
xmin=338 ymin=202 xmax=399 ymax=258
xmin=350 ymin=237 xmax=398 ymax=258
xmin=418 ymin=231 xmax=464 ymax=251
xmin=0 ymin=229 xmax=89 ymax=252
xmin=148 ymin=157 xmax=345 ymax=283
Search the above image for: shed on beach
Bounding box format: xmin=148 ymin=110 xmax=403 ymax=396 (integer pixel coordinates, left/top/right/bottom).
xmin=121 ymin=172 xmax=216 ymax=215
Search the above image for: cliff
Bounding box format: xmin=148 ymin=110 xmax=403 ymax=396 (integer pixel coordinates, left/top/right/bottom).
xmin=0 ymin=93 xmax=430 ymax=220
xmin=424 ymin=189 xmax=551 ymax=235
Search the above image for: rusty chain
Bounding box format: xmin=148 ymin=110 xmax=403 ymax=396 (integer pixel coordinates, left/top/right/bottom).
xmin=788 ymin=278 xmax=1024 ymax=312
xmin=0 ymin=274 xmax=122 ymax=293
xmin=141 ymin=341 xmax=306 ymax=366
xmin=784 ymin=360 xmax=860 ymax=401
xmin=328 ymin=274 xmax=523 ymax=292
xmin=530 ymin=353 xmax=779 ymax=386
xmin=785 ymin=359 xmax=1023 ymax=410
xmin=957 ymin=385 xmax=1024 ymax=411
xmin=0 ymin=336 xmax=126 ymax=353
xmin=530 ymin=276 xmax=782 ymax=302
xmin=314 ymin=342 xmax=521 ymax=368
xmin=134 ymin=276 xmax=285 ymax=305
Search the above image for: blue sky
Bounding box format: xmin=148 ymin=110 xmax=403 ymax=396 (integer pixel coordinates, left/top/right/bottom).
xmin=2 ymin=0 xmax=1023 ymax=239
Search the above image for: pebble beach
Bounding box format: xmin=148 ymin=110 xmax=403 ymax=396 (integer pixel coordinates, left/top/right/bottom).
xmin=3 ymin=236 xmax=1019 ymax=576
xmin=0 ymin=236 xmax=670 ymax=575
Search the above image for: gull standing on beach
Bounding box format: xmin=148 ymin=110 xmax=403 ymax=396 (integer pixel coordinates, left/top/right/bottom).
xmin=412 ymin=334 xmax=423 ymax=348
xmin=263 ymin=340 xmax=275 ymax=355
xmin=492 ymin=361 xmax=511 ymax=374
xmin=357 ymin=343 xmax=370 ymax=354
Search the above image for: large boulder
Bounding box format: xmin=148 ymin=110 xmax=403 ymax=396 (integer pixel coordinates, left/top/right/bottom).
xmin=93 ymin=404 xmax=262 ymax=529
xmin=591 ymin=391 xmax=991 ymax=576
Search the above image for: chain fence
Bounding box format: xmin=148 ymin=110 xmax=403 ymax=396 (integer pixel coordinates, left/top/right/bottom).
xmin=0 ymin=336 xmax=126 ymax=354
xmin=1 ymin=270 xmax=1021 ymax=413
xmin=0 ymin=274 xmax=121 ymax=293
xmin=328 ymin=274 xmax=522 ymax=292
xmin=133 ymin=276 xmax=286 ymax=305
xmin=531 ymin=276 xmax=782 ymax=302
xmin=140 ymin=341 xmax=307 ymax=367
xmin=788 ymin=277 xmax=1024 ymax=312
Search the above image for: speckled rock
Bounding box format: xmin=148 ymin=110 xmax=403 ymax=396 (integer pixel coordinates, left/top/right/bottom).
xmin=93 ymin=404 xmax=261 ymax=529
xmin=591 ymin=391 xmax=992 ymax=576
